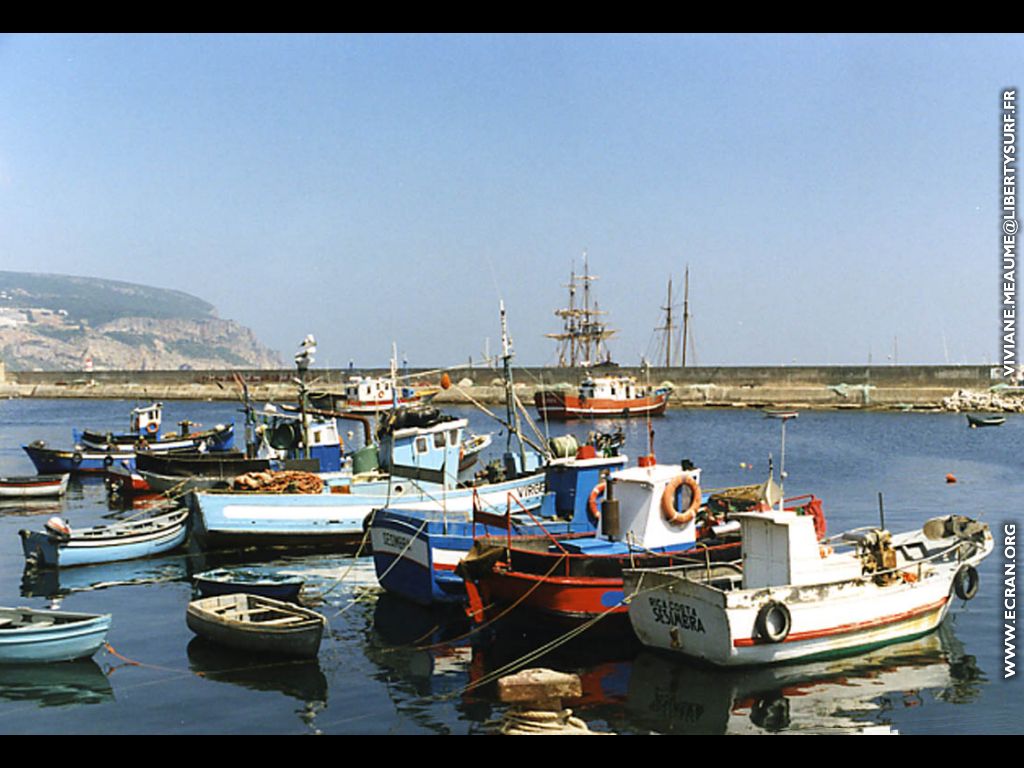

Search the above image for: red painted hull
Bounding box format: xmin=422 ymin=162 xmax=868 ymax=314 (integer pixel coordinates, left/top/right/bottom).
xmin=534 ymin=390 xmax=670 ymax=421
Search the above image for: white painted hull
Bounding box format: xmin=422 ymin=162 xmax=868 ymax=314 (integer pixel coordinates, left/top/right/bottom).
xmin=625 ymin=529 xmax=993 ymax=667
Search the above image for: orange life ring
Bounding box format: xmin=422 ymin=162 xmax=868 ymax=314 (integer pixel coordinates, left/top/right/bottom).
xmin=587 ymin=481 xmax=605 ymax=522
xmin=378 ymin=390 xmax=385 ymax=399
xmin=661 ymin=474 xmax=701 ymax=525
xmin=146 ymin=422 xmax=158 ymax=434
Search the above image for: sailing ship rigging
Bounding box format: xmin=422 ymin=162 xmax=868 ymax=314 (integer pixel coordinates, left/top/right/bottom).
xmin=547 ymin=252 xmax=617 ymax=367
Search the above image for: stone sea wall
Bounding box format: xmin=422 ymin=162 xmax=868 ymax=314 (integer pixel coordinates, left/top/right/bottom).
xmin=2 ymin=364 xmax=1020 ymax=411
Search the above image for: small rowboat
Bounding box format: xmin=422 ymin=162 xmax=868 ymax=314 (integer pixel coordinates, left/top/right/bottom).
xmin=966 ymin=414 xmax=1006 ymax=428
xmin=19 ymin=507 xmax=190 ymax=569
xmin=0 ymin=474 xmax=69 ymax=499
xmin=193 ymin=568 xmax=306 ymax=603
xmin=0 ymin=606 xmax=112 ymax=664
xmin=186 ymin=594 xmax=326 ymax=658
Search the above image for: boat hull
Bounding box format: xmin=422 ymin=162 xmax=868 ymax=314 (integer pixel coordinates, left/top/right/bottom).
xmin=624 ymin=563 xmax=959 ymax=667
xmin=190 ymin=473 xmax=547 ymax=551
xmin=186 ymin=594 xmax=325 ymax=658
xmin=193 ymin=568 xmax=304 ymax=602
xmin=0 ymin=474 xmax=69 ymax=498
xmin=0 ymin=609 xmax=112 ymax=664
xmin=370 ymin=510 xmax=594 ymax=607
xmin=534 ymin=390 xmax=670 ymax=420
xmin=20 ymin=508 xmax=190 ymax=569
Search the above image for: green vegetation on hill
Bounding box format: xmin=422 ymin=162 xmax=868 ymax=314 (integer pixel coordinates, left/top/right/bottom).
xmin=0 ymin=271 xmax=215 ymax=326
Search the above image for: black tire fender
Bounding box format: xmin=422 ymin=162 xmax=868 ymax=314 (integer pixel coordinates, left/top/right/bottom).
xmin=755 ymin=601 xmax=791 ymax=643
xmin=954 ymin=564 xmax=979 ymax=601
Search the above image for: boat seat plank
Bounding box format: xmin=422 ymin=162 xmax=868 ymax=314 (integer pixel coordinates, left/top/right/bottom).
xmin=257 ymin=616 xmax=308 ymax=625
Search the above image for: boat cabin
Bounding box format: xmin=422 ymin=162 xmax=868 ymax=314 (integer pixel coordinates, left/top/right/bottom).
xmin=254 ymin=404 xmax=343 ymax=473
xmin=562 ymin=463 xmax=702 ymax=555
xmin=344 ymin=376 xmax=414 ymax=406
xmin=130 ymin=403 xmax=163 ymax=437
xmin=737 ymin=512 xmax=863 ymax=589
xmin=581 ymin=375 xmax=645 ymax=401
xmin=378 ymin=413 xmax=465 ymax=489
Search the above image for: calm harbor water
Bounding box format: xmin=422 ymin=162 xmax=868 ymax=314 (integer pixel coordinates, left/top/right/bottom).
xmin=0 ymin=397 xmax=1020 ymax=735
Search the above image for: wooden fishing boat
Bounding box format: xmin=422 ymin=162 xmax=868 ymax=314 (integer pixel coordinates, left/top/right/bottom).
xmin=966 ymin=414 xmax=1006 ymax=428
xmin=193 ymin=567 xmax=305 ymax=602
xmin=0 ymin=606 xmax=112 ymax=664
xmin=534 ymin=375 xmax=671 ymax=420
xmin=459 ymin=463 xmax=824 ymax=630
xmin=19 ymin=506 xmax=190 ymax=569
xmin=185 ymin=593 xmax=326 ymax=658
xmin=623 ymin=513 xmax=993 ymax=666
xmin=0 ymin=474 xmax=69 ymax=499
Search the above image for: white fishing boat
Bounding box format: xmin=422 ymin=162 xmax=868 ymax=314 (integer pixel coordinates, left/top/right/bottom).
xmin=623 ymin=512 xmax=993 ymax=666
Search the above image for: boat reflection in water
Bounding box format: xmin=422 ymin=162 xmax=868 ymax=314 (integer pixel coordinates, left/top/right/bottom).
xmin=625 ymin=622 xmax=982 ymax=734
xmin=370 ymin=592 xmax=476 ymax=694
xmin=186 ymin=637 xmax=328 ymax=733
xmin=20 ymin=553 xmax=189 ymax=599
xmin=0 ymin=659 xmax=114 ymax=709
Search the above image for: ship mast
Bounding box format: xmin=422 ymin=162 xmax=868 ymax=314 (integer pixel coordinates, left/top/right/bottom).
xmin=681 ymin=265 xmax=690 ymax=367
xmin=546 ymin=252 xmax=617 ymax=367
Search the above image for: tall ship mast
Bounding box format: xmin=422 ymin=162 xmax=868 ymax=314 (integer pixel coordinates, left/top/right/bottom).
xmin=547 ymin=252 xmax=617 ymax=367
xmin=654 ymin=266 xmax=691 ymax=367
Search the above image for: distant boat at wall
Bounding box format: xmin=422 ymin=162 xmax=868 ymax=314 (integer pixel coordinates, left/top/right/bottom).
xmin=311 ymin=375 xmax=440 ymax=415
xmin=0 ymin=607 xmax=112 ymax=664
xmin=535 ymin=375 xmax=671 ymax=420
xmin=966 ymin=414 xmax=1006 ymax=428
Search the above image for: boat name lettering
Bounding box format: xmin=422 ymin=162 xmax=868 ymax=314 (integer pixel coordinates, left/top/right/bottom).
xmin=381 ymin=531 xmax=411 ymax=551
xmin=518 ymin=482 xmax=545 ymax=499
xmin=649 ymin=597 xmax=706 ymax=633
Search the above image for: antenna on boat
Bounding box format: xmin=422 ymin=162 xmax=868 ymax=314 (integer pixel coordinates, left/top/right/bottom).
xmin=765 ymin=410 xmax=797 ymax=511
xmin=294 ymin=335 xmax=317 ymax=460
xmin=500 ymin=301 xmax=528 ymax=473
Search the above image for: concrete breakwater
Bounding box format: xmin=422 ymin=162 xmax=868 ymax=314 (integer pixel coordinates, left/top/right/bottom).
xmin=2 ymin=364 xmax=1020 ymax=412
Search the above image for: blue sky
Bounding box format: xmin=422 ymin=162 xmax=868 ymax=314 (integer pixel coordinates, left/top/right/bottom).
xmin=1 ymin=33 xmax=1019 ymax=368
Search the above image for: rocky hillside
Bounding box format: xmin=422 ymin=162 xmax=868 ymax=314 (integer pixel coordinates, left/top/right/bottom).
xmin=0 ymin=272 xmax=282 ymax=371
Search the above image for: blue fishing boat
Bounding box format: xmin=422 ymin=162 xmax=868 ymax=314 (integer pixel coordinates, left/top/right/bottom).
xmin=19 ymin=507 xmax=190 ymax=569
xmin=193 ymin=567 xmax=305 ymax=602
xmin=189 ymin=409 xmax=547 ymax=550
xmin=369 ymin=450 xmax=628 ymax=606
xmin=0 ymin=607 xmax=112 ymax=664
xmin=23 ymin=423 xmax=235 ymax=476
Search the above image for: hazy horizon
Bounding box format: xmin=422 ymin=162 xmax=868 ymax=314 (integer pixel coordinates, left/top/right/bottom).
xmin=1 ymin=34 xmax=1019 ymax=369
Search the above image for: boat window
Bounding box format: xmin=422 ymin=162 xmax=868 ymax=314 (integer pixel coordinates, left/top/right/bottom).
xmin=448 ymin=429 xmax=459 ymax=445
xmin=434 ymin=431 xmax=446 ymax=449
xmin=313 ymin=430 xmax=321 ymax=444
xmin=415 ymin=437 xmax=428 ymax=454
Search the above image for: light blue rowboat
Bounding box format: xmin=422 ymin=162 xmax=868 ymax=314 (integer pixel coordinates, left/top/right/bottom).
xmin=0 ymin=607 xmax=112 ymax=664
xmin=19 ymin=507 xmax=190 ymax=569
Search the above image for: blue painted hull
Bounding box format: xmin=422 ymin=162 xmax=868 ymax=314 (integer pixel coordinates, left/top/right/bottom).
xmin=190 ymin=473 xmax=547 ymax=550
xmin=369 ymin=498 xmax=596 ymax=607
xmin=193 ymin=568 xmax=304 ymax=602
xmin=0 ymin=610 xmax=112 ymax=664
xmin=23 ymin=425 xmax=235 ymax=476
xmin=369 ymin=454 xmax=629 ymax=606
xmin=20 ymin=508 xmax=191 ymax=569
